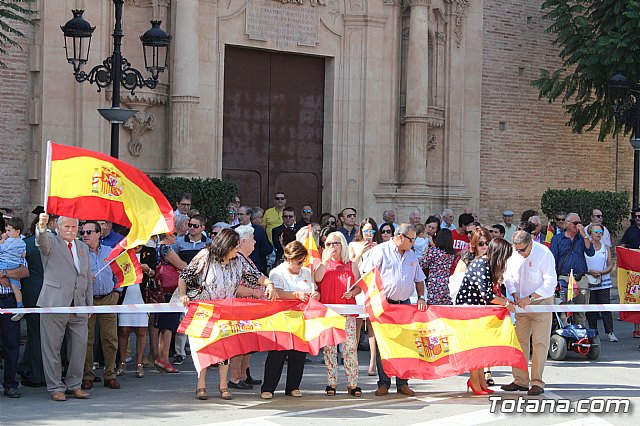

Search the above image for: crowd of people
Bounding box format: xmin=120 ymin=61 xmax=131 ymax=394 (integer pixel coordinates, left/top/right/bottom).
xmin=0 ymin=191 xmax=637 ymax=401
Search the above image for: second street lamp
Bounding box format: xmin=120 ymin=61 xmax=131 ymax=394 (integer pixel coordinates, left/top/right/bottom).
xmin=61 ymin=2 xmax=171 ymax=159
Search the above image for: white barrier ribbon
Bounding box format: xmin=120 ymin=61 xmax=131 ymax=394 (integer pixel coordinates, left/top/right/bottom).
xmin=1 ymin=303 xmax=639 ymax=315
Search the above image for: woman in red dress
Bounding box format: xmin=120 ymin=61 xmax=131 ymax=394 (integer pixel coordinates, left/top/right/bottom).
xmin=314 ymin=231 xmax=362 ymax=397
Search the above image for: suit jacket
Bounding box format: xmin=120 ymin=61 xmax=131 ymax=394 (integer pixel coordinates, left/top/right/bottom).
xmin=35 ymin=228 xmax=92 ymax=313
xmin=21 ymin=234 xmax=44 ymax=307
xmin=250 ymin=224 xmax=272 ymax=275
xmin=272 ymin=224 xmax=297 ymax=263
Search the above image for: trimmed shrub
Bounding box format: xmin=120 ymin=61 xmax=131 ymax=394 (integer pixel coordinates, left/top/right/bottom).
xmin=540 ymin=189 xmax=629 ymax=235
xmin=150 ymin=176 xmax=238 ymax=226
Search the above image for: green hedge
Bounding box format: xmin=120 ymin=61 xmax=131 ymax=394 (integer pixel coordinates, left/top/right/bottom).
xmin=150 ymin=177 xmax=238 ymax=226
xmin=540 ymin=189 xmax=629 ymax=235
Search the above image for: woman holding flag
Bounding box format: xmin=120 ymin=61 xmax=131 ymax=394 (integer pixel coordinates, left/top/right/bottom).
xmin=178 ymin=228 xmax=277 ymax=401
xmin=315 ymin=231 xmax=362 ymax=397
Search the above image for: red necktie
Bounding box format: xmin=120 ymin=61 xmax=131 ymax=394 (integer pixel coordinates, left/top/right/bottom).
xmin=68 ymin=242 xmax=74 ymax=260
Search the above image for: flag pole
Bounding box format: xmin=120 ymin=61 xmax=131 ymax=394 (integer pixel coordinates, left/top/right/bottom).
xmin=43 ymin=141 xmax=53 ymax=210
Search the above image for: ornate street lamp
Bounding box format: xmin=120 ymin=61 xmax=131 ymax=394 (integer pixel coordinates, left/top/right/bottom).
xmin=61 ymin=2 xmax=171 ymax=158
xmin=609 ymin=73 xmax=640 ymax=209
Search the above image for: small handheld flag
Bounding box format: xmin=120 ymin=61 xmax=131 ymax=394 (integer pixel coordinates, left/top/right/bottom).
xmin=567 ymin=269 xmax=578 ymax=302
xmin=110 ymin=249 xmax=143 ymax=288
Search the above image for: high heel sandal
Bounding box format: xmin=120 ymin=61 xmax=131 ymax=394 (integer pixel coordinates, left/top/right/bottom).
xmin=484 ymin=371 xmax=495 ymax=386
xmin=325 ymin=386 xmax=336 ymax=396
xmin=219 ymin=388 xmax=233 ymax=400
xmin=154 ymin=358 xmax=178 ymax=373
xmin=135 ymin=363 xmax=144 ymax=378
xmin=467 ymin=379 xmax=490 ymax=396
xmin=116 ymin=362 xmax=126 ymax=376
xmin=347 ymin=386 xmax=362 ymax=397
xmin=196 ymin=388 xmax=208 ymax=400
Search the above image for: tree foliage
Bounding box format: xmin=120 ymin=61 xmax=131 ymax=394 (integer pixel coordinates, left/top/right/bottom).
xmin=0 ymin=0 xmax=37 ymax=68
xmin=532 ymin=0 xmax=640 ymax=141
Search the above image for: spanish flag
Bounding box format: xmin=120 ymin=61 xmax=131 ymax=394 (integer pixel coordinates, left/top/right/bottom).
xmin=303 ymin=224 xmax=321 ymax=268
xmin=44 ymin=142 xmax=174 ymax=258
xmin=110 ymin=249 xmax=143 ymax=288
xmin=567 ymin=269 xmax=578 ymax=302
xmin=544 ymin=223 xmax=554 ymax=247
xmin=616 ymin=247 xmax=640 ymax=323
xmin=177 ymin=298 xmax=346 ymax=370
xmin=356 ymin=268 xmax=390 ymax=319
xmin=370 ymin=305 xmax=527 ymax=380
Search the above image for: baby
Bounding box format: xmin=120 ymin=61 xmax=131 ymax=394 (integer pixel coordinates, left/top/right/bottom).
xmin=413 ymin=223 xmax=428 ymax=258
xmin=0 ymin=217 xmax=26 ymax=321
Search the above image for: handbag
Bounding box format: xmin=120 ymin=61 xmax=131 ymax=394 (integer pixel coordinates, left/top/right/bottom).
xmin=586 ymin=248 xmax=607 ymax=288
xmin=144 ymin=280 xmax=164 ymax=304
xmin=156 ymin=264 xmax=180 ymax=293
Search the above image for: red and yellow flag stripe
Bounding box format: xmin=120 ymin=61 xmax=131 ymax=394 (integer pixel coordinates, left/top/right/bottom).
xmin=356 ymin=268 xmax=389 ymax=319
xmin=110 ymin=249 xmax=143 ymax=288
xmin=616 ymin=247 xmax=640 ymax=323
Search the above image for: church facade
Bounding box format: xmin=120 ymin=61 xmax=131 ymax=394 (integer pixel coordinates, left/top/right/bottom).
xmin=0 ymin=0 xmax=631 ymax=224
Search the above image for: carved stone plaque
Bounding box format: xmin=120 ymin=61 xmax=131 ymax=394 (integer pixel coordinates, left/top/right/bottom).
xmin=245 ymin=0 xmax=319 ymax=47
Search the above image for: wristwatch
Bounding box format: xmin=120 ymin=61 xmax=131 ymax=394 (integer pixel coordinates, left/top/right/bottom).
xmin=529 ymin=295 xmax=535 ymax=301
xmin=418 ymin=295 xmax=425 ymax=301
xmin=1 ymin=269 xmax=7 ymax=277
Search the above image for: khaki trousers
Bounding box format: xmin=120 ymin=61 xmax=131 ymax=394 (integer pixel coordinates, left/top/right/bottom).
xmin=512 ymin=297 xmax=553 ymax=388
xmin=83 ymin=292 xmax=119 ymax=380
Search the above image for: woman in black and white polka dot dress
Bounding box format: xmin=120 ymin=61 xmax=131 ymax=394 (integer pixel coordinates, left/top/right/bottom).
xmin=455 ymin=238 xmax=515 ymax=394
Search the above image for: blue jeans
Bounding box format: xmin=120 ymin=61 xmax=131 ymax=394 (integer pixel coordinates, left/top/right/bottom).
xmin=0 ymin=293 xmax=20 ymax=388
xmin=376 ymin=298 xmax=410 ymax=389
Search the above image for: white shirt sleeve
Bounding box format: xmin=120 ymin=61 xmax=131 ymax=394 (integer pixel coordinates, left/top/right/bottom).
xmin=503 ymin=254 xmax=519 ymax=297
xmin=534 ymin=249 xmax=558 ymax=298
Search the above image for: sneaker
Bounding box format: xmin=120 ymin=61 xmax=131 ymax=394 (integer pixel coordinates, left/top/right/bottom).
xmin=172 ymin=355 xmax=185 ymax=365
xmin=92 ymin=362 xmax=100 ymax=371
xmin=608 ymin=332 xmax=619 ymax=342
xmin=10 ymin=313 xmax=24 ymax=322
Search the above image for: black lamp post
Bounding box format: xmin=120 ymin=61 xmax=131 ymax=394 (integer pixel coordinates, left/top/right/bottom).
xmin=609 ymin=73 xmax=640 ymax=209
xmin=61 ymin=1 xmax=171 ymax=158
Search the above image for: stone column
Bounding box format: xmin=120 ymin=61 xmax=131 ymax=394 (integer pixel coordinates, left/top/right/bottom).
xmin=169 ymin=0 xmax=200 ymax=175
xmin=401 ymin=0 xmax=430 ymax=185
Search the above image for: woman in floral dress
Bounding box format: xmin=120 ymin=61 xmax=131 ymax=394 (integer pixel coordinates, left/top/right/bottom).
xmin=420 ymin=228 xmax=456 ymax=305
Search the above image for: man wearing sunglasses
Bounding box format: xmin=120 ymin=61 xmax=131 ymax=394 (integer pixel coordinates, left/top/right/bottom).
xmin=360 ymin=223 xmax=426 ymax=398
xmin=272 ymin=207 xmax=297 ymax=263
xmin=173 ymin=215 xmax=210 ymax=264
xmin=585 ymin=208 xmax=611 ymax=247
xmin=80 ymin=221 xmax=121 ymax=392
xmin=549 ymin=212 xmax=594 ymax=327
xmin=502 ymin=230 xmax=557 ymax=396
xmin=264 ymin=192 xmax=287 ymax=244
xmin=295 ymin=205 xmax=314 ymax=231
xmin=338 ymin=207 xmax=358 ymax=243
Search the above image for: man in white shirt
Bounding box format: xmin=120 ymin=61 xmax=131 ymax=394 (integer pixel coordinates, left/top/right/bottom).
xmin=502 ymin=230 xmax=557 ymax=396
xmin=441 ymin=209 xmax=456 ymax=231
xmin=360 ymin=223 xmax=426 ymax=398
xmin=585 ymin=208 xmax=612 ymax=247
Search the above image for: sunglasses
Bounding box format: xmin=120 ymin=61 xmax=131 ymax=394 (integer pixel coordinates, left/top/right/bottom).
xmin=593 ymin=214 xmax=602 ymax=218
xmin=275 ymin=197 xmax=286 ymax=201
xmin=172 ymin=232 xmax=178 ymax=236
xmin=571 ymin=221 xmax=582 ymax=225
xmin=402 ymin=234 xmax=416 ymax=243
xmin=555 ymin=217 xmax=565 ymax=221
xmin=325 ymin=241 xmax=341 ymax=247
xmin=79 ymin=230 xmax=97 ymax=235
xmin=283 ymin=215 xmax=294 ymax=219
xmin=228 ymin=211 xmax=237 ymax=215
xmin=345 ymin=213 xmax=356 ymax=219
xmin=188 ymin=223 xmax=201 ymax=228
xmin=592 ymin=229 xmax=603 ymax=234
xmin=635 ymin=215 xmax=640 ymax=219
xmin=302 ymin=209 xmax=312 ymax=214
xmin=381 ymin=229 xmax=393 ymax=234
xmin=515 ymin=243 xmax=530 ymax=253
xmin=363 ymin=229 xmax=376 ymax=235
xmin=327 ymin=220 xmax=336 ymax=225
xmin=211 ymin=231 xmax=219 ymax=236
xmin=477 ymin=241 xmax=488 ymax=247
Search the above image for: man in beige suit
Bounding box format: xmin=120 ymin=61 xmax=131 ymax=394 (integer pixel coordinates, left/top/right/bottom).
xmin=36 ymin=213 xmax=93 ymax=402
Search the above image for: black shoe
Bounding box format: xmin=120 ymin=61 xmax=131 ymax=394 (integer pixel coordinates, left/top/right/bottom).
xmin=500 ymin=382 xmax=529 ymax=392
xmin=246 ymin=375 xmax=262 ymax=385
xmin=3 ymin=387 xmax=21 ymax=398
xmin=172 ymin=355 xmax=185 ymax=365
xmin=228 ymin=380 xmax=252 ymax=390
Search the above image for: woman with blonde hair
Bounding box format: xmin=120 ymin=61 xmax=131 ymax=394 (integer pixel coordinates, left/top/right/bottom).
xmin=314 ymin=231 xmax=362 ymax=397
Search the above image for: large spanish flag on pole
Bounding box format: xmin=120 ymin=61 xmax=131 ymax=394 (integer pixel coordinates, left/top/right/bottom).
xmin=44 ymin=141 xmax=174 ymax=258
xmin=177 ymin=298 xmax=346 ymax=370
xmin=616 ymin=247 xmax=640 ymax=323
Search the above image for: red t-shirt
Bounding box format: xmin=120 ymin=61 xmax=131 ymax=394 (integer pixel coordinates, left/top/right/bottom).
xmin=451 ymin=230 xmax=470 ymax=253
xmin=317 ymin=259 xmax=356 ymax=306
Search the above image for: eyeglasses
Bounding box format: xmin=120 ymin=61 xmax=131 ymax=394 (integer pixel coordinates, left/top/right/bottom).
xmin=592 ymin=229 xmax=603 ymax=234
xmin=275 ymin=197 xmax=286 ymax=201
xmin=283 ymin=215 xmax=294 ymax=219
xmin=593 ymin=214 xmax=602 ymax=218
xmin=188 ymin=223 xmax=201 ymax=228
xmin=555 ymin=217 xmax=565 ymax=221
xmin=401 ymin=234 xmax=416 ymax=243
xmin=363 ymin=229 xmax=376 ymax=235
xmin=327 ymin=220 xmax=336 ymax=225
xmin=211 ymin=231 xmax=219 ymax=236
xmin=515 ymin=243 xmax=530 ymax=253
xmin=571 ymin=221 xmax=582 ymax=225
xmin=477 ymin=241 xmax=488 ymax=247
xmin=345 ymin=213 xmax=356 ymax=219
xmin=381 ymin=229 xmax=393 ymax=234
xmin=79 ymin=230 xmax=97 ymax=235
xmin=302 ymin=209 xmax=312 ymax=213
xmin=325 ymin=241 xmax=341 ymax=247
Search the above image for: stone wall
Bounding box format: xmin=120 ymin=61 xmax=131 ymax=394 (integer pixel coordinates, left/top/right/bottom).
xmin=480 ymin=0 xmax=632 ymax=227
xmin=0 ymin=21 xmax=32 ymax=219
